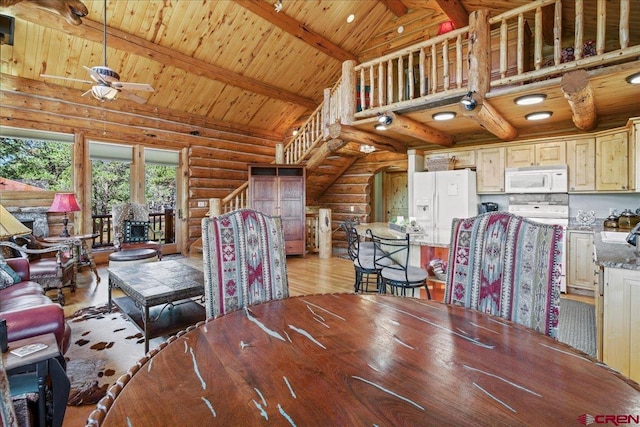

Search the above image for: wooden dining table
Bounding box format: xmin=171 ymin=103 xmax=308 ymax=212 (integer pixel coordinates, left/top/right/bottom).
xmin=97 ymin=294 xmax=640 ymax=426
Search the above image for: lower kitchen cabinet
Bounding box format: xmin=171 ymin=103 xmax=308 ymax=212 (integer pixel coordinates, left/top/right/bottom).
xmin=602 ymin=267 xmax=640 ymax=383
xmin=567 ymin=231 xmax=596 ymax=294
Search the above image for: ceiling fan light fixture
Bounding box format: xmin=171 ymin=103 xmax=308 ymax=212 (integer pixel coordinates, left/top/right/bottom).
xmin=432 ymin=112 xmax=456 ymax=121
xmin=525 ymin=111 xmax=553 ymax=121
xmin=625 ymin=72 xmax=640 ymax=85
xmin=514 ymin=94 xmax=546 ymax=105
xmin=91 ymin=85 xmax=119 ymax=101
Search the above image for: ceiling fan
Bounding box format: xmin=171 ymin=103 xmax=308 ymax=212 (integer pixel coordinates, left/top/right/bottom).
xmin=40 ymin=0 xmax=154 ymax=104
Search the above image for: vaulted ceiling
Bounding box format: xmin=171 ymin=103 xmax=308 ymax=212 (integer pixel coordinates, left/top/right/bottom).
xmin=1 ymin=0 xmax=639 ymax=147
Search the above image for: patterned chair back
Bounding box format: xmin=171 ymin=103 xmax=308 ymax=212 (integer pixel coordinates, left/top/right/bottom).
xmin=444 ymin=212 xmax=564 ymax=338
xmin=201 ymin=209 xmax=289 ymax=319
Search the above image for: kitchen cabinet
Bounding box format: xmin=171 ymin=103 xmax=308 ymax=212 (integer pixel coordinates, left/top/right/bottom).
xmin=506 ymin=141 xmax=566 ymax=168
xmin=567 ymin=230 xmax=596 ymax=293
xmin=424 ymin=150 xmax=475 ymax=170
xmin=566 ymin=138 xmax=596 ymax=191
xmin=602 ymin=267 xmax=640 ymax=383
xmin=476 ymin=147 xmax=505 ymax=193
xmin=249 ymin=165 xmax=306 ymax=256
xmin=595 ymin=131 xmax=630 ymax=191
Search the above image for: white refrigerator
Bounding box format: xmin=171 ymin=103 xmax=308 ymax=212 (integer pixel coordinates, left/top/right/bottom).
xmin=411 ymin=169 xmax=478 ymax=245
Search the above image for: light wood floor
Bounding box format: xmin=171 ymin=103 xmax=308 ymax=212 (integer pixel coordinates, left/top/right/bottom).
xmin=60 ymin=252 xmax=591 ymax=426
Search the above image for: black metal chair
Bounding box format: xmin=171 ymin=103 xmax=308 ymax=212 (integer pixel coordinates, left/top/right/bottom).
xmin=368 ymin=231 xmax=431 ymax=299
xmin=341 ymin=220 xmax=383 ymax=293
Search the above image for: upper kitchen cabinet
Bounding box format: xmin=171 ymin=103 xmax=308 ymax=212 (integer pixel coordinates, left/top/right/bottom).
xmin=506 ymin=141 xmax=566 ymax=168
xmin=567 ymin=138 xmax=596 ymax=191
xmin=424 ymin=150 xmax=475 ymax=170
xmin=476 ymin=147 xmax=505 ymax=193
xmin=595 ymin=131 xmax=632 ymax=191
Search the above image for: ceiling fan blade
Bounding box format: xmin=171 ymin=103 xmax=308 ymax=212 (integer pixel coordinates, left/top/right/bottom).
xmin=117 ymin=90 xmax=148 ymax=104
xmin=112 ymin=81 xmax=155 ymax=92
xmin=40 ymin=74 xmax=92 ymax=85
xmin=83 ymin=65 xmax=108 ymax=85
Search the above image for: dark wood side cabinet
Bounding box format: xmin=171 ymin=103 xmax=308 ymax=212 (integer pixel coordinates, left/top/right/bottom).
xmin=248 ymin=165 xmax=306 ymax=256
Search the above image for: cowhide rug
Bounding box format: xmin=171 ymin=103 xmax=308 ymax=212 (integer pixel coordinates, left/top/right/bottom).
xmin=64 ymin=304 xmax=145 ymax=406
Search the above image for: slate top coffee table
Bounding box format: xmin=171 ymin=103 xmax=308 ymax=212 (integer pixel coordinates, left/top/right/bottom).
xmin=108 ymin=260 xmax=206 ymax=353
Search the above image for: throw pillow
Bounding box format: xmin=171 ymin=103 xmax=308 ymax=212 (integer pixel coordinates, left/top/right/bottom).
xmin=124 ymin=220 xmax=150 ymax=243
xmin=0 ymin=262 xmax=21 ymax=288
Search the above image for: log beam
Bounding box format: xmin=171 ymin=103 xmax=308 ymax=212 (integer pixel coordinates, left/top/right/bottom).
xmin=382 ymin=111 xmax=454 ymax=147
xmin=561 ymin=69 xmax=597 ymax=131
xmin=305 ymin=139 xmax=348 ymax=171
xmin=460 ymin=93 xmax=518 ymax=141
xmin=379 ymin=0 xmax=408 ymax=17
xmin=331 ymin=141 xmax=367 ymax=158
xmin=329 ymin=123 xmax=406 ymax=153
xmin=434 ymin=0 xmax=469 ymax=30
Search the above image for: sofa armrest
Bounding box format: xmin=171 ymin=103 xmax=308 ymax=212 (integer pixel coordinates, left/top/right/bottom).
xmin=2 ymin=304 xmax=68 ymax=353
xmin=5 ymin=257 xmax=30 ymax=282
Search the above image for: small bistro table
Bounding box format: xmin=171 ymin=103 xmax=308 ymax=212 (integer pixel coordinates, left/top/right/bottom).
xmin=107 ymin=260 xmax=206 ymax=353
xmin=43 ymin=233 xmax=100 ymax=284
xmin=95 ymin=294 xmax=640 ymax=426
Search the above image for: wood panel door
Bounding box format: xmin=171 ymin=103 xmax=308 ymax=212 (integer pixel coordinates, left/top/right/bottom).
xmin=383 ymin=171 xmax=407 ymax=223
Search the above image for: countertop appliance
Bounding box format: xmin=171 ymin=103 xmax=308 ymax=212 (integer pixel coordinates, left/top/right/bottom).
xmin=505 ymin=165 xmax=568 ymax=194
xmin=480 ymin=202 xmax=499 ymax=213
xmin=508 ymin=194 xmax=568 ymax=292
xmin=412 ymin=169 xmax=478 ymax=245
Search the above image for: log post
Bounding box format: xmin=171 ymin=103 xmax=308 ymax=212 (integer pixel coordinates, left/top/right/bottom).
xmin=341 ymin=60 xmax=357 ymax=125
xmin=209 ymin=198 xmax=221 ymax=217
xmin=275 ymin=143 xmax=284 ymax=163
xmin=561 ymin=69 xmax=597 ymax=131
xmin=467 ymin=9 xmax=491 ymax=96
xmin=318 ymin=208 xmax=332 ymax=259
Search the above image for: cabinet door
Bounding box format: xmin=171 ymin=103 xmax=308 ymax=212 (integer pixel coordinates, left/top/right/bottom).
xmin=596 ymin=132 xmax=629 ymax=190
xmin=250 ymin=176 xmax=279 ymax=216
xmin=279 ymin=176 xmax=305 ymax=242
xmin=567 ymin=231 xmax=595 ymax=290
xmin=476 ymin=147 xmax=505 ymax=193
xmin=567 ymin=138 xmax=596 ymax=191
xmin=603 ymin=268 xmax=640 ymax=382
xmin=452 ymin=150 xmax=476 ymax=168
xmin=536 ymin=141 xmax=566 ymax=165
xmin=506 ymin=144 xmax=535 ymax=168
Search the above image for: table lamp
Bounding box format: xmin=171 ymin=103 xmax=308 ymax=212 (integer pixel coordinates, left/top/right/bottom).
xmin=0 ymin=204 xmax=32 ymax=259
xmin=49 ymin=193 xmax=81 ymax=237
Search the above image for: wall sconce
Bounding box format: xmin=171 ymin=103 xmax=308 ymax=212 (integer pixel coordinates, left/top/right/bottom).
xmin=360 ymin=144 xmax=376 ymax=154
xmin=375 ymin=114 xmax=392 ymax=131
xmin=460 ymin=91 xmax=477 ymax=110
xmin=49 ymin=193 xmax=81 ymax=237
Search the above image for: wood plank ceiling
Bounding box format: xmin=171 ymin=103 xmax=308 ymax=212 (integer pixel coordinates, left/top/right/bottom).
xmin=1 ymin=0 xmax=639 ymax=148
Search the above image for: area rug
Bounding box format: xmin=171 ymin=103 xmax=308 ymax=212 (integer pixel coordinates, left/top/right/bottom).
xmin=64 ymin=305 xmax=145 ymax=406
xmin=557 ymin=298 xmax=596 ymax=358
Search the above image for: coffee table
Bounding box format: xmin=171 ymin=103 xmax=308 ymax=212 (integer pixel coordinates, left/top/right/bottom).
xmin=108 ymin=260 xmax=206 ymax=353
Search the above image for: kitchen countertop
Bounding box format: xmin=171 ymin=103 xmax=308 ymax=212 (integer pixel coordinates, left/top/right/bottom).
xmin=354 ymin=222 xmax=449 ymax=248
xmin=592 ymin=229 xmax=640 ymax=270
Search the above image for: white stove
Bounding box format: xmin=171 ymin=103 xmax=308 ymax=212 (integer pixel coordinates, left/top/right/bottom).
xmin=507 ymin=194 xmax=569 ymax=292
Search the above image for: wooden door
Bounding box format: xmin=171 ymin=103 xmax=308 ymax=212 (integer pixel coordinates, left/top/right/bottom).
xmin=383 ymin=171 xmax=407 ymax=223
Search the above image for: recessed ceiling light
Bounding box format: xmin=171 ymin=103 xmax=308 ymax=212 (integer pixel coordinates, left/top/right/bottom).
xmin=515 ymin=94 xmax=547 ymax=105
xmin=432 ymin=112 xmax=456 ymax=121
xmin=346 ymin=14 xmax=355 ymax=24
xmin=525 ymin=111 xmax=553 ymax=121
xmin=374 ymin=124 xmax=388 ymax=131
xmin=626 ymin=72 xmax=640 ymax=84
xmin=397 ymin=26 xmax=404 ymax=34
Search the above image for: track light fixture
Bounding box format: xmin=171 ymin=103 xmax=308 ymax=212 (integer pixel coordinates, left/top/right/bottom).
xmin=375 ymin=114 xmax=393 ymax=131
xmin=460 ymin=91 xmax=477 ymax=110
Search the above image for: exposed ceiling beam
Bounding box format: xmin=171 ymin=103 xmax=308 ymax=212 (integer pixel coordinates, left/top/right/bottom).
xmin=382 ymin=111 xmax=454 ymax=147
xmin=460 ymin=93 xmax=518 ymax=141
xmin=329 ymin=123 xmax=407 ymax=153
xmin=379 ymin=0 xmax=408 ymax=17
xmin=561 ymin=69 xmax=597 ymax=131
xmin=433 ymin=0 xmax=468 ymax=29
xmin=6 ymin=4 xmax=318 ymax=111
xmin=233 ymin=0 xmax=358 ymax=63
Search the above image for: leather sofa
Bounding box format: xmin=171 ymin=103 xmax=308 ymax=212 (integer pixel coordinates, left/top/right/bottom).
xmin=0 ymin=258 xmax=71 ymax=354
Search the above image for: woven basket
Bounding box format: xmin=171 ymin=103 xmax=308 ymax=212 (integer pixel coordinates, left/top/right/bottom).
xmin=426 ymin=156 xmax=455 ymax=171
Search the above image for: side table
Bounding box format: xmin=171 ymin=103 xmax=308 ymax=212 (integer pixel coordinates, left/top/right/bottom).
xmin=3 ymin=333 xmax=69 ymax=427
xmin=44 ymin=233 xmax=101 ymax=284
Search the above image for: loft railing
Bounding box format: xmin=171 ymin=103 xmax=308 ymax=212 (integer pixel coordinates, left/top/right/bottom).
xmin=351 ymin=0 xmax=639 ymax=119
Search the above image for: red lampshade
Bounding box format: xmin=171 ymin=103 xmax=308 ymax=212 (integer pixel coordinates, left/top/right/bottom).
xmin=49 ymin=193 xmax=81 ymax=213
xmin=437 ymin=21 xmax=456 ymax=35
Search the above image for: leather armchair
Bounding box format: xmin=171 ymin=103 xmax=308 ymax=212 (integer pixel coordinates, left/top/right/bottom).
xmin=0 ymin=257 xmax=71 ymax=354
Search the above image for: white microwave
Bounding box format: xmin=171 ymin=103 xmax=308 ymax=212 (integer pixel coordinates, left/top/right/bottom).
xmin=504 ymin=165 xmax=568 ymax=193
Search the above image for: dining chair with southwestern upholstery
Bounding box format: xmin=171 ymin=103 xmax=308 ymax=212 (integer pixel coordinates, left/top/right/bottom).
xmin=201 ymin=209 xmax=289 ymax=319
xmin=444 ymin=211 xmax=564 ymax=338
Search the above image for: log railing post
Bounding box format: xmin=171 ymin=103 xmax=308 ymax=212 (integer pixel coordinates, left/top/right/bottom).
xmin=318 ymin=208 xmax=332 ymax=259
xmin=341 ymin=60 xmax=356 ymax=125
xmin=209 ymin=198 xmax=222 ymax=218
